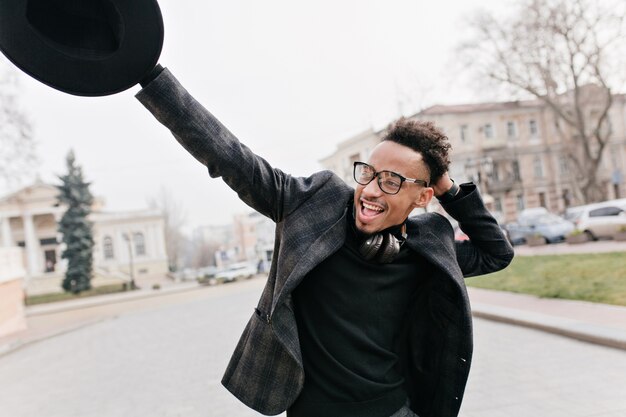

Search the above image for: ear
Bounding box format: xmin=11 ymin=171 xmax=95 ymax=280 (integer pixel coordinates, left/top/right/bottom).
xmin=413 ymin=187 xmax=434 ymax=209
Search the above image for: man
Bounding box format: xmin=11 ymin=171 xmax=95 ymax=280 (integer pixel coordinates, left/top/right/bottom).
xmin=136 ymin=65 xmax=513 ymax=417
xmin=0 ymin=2 xmax=513 ymax=416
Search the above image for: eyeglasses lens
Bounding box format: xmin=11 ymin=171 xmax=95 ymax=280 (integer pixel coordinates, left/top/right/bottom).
xmin=378 ymin=171 xmax=402 ymax=194
xmin=354 ymin=163 xmax=402 ymax=194
xmin=355 ymin=164 xmax=374 ymax=184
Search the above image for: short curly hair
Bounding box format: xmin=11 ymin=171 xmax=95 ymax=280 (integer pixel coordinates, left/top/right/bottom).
xmin=382 ymin=117 xmax=451 ymax=185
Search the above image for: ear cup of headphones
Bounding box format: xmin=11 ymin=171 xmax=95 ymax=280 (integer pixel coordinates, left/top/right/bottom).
xmin=377 ymin=233 xmax=401 ymax=264
xmin=359 ymin=233 xmax=384 ymax=260
xmin=358 ymin=233 xmax=401 ymax=263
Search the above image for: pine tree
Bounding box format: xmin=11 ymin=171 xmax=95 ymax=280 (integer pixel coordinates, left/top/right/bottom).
xmin=57 ymin=150 xmax=94 ymax=293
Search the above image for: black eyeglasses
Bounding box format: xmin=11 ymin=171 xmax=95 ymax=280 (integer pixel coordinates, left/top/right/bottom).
xmin=353 ymin=162 xmax=429 ymax=195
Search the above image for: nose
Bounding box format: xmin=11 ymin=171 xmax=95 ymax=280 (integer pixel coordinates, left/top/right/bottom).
xmin=361 ymin=177 xmax=383 ymax=198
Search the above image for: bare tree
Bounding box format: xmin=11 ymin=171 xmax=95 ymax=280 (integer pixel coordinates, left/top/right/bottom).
xmin=0 ymin=59 xmax=37 ymax=187
xmin=460 ymin=0 xmax=626 ymax=203
xmin=148 ymin=186 xmax=187 ymax=272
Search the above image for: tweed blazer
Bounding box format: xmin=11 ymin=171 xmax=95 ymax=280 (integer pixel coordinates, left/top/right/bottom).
xmin=137 ymin=69 xmax=514 ymax=417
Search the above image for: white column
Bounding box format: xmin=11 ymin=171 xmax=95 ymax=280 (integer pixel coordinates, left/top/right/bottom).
xmin=1 ymin=216 xmax=13 ymax=247
xmin=146 ymin=225 xmax=154 ymax=260
xmin=153 ymin=223 xmax=165 ymax=259
xmin=53 ymin=211 xmax=65 ymax=273
xmin=23 ymin=212 xmax=40 ymax=276
xmin=153 ymin=222 xmax=166 ymax=259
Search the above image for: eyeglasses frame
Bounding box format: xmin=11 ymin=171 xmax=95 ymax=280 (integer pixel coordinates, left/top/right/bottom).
xmin=353 ymin=161 xmax=429 ymax=195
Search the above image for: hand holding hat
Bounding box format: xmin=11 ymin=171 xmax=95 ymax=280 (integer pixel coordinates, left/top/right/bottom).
xmin=0 ymin=0 xmax=164 ymax=96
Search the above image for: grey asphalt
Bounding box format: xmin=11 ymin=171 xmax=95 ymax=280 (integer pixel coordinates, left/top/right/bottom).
xmin=0 ymin=274 xmax=626 ymax=416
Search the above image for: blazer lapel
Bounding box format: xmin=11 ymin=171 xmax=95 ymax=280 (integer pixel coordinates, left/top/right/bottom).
xmin=271 ymin=207 xmax=348 ymax=314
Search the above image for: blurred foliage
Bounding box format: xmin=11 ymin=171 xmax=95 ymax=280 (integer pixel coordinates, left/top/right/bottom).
xmin=57 ymin=150 xmax=94 ymax=294
xmin=0 ymin=58 xmax=37 ymax=187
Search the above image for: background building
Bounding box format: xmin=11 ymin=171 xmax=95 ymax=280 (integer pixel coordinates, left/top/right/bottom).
xmin=0 ymin=181 xmax=168 ymax=295
xmin=320 ymin=95 xmax=626 ymax=223
xmin=191 ymin=211 xmax=275 ymax=271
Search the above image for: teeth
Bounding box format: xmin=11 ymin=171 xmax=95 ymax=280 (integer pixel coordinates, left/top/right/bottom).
xmin=363 ymin=202 xmax=383 ymax=212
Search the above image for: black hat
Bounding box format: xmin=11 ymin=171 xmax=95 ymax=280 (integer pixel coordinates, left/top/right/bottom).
xmin=0 ymin=0 xmax=164 ymax=96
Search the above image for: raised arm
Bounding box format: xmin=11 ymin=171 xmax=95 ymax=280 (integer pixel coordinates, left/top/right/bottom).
xmin=440 ymin=183 xmax=514 ymax=277
xmin=135 ymin=68 xmax=330 ymax=223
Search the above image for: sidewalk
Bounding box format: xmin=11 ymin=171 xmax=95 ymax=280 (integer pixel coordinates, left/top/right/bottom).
xmin=2 ymin=276 xmax=626 ymax=357
xmin=469 ymin=287 xmax=626 ymax=350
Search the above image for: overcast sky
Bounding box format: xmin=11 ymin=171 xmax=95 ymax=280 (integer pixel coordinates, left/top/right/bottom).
xmin=3 ymin=0 xmax=510 ymax=232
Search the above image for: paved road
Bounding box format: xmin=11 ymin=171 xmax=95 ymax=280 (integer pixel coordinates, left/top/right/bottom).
xmin=1 ymin=279 xmax=625 ymax=417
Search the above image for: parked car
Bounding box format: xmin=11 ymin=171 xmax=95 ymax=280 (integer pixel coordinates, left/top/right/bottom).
xmin=564 ymin=199 xmax=626 ymax=240
xmin=505 ymin=207 xmax=575 ymax=245
xmin=215 ymin=263 xmax=257 ymax=282
xmin=177 ymin=268 xmax=202 ymax=281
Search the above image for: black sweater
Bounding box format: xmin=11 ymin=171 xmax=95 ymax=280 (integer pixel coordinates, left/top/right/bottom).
xmin=289 ymin=218 xmax=432 ymax=417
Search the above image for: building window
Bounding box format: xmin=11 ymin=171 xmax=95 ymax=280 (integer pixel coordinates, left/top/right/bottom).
xmin=559 ymin=155 xmax=569 ymax=175
xmin=484 ymin=123 xmax=494 ymax=139
xmin=539 ymin=192 xmax=547 ymax=208
xmin=460 ymin=125 xmax=469 ymax=143
xmin=133 ymin=232 xmax=146 ymax=256
xmin=606 ymin=116 xmax=613 ymax=137
xmin=103 ymin=236 xmax=114 ymax=260
xmin=512 ymin=160 xmax=521 ymax=181
xmin=562 ymin=189 xmax=571 ymax=207
xmin=516 ymin=194 xmax=525 ymax=211
xmin=610 ymin=145 xmax=621 ymax=169
xmin=533 ymin=156 xmax=544 ymax=178
xmin=507 ymin=121 xmax=517 ymax=139
xmin=494 ymin=197 xmax=503 ymax=213
xmin=491 ymin=162 xmax=500 ymax=182
xmin=529 ymin=119 xmax=539 ymax=137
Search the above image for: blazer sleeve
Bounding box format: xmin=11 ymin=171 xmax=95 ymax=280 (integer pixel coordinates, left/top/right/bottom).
xmin=440 ymin=183 xmax=514 ymax=277
xmin=135 ymin=68 xmax=330 ymax=223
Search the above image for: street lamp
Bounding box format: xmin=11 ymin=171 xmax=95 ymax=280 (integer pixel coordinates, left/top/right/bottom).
xmin=122 ymin=233 xmax=137 ymax=290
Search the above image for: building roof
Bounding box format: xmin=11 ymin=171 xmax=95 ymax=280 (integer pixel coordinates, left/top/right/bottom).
xmin=417 ymin=98 xmax=544 ymax=116
xmin=418 ymin=88 xmax=626 ymax=117
xmin=0 ymin=181 xmax=61 ymax=212
xmin=319 ymin=127 xmax=379 ymax=163
xmin=0 ymin=180 xmax=57 ymax=205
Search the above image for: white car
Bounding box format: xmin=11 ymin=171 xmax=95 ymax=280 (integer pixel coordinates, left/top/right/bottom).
xmin=215 ymin=263 xmax=257 ymax=282
xmin=565 ymin=199 xmax=626 ymax=240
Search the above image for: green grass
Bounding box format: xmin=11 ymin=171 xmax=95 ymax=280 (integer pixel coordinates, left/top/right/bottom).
xmin=466 ymin=252 xmax=626 ymax=306
xmin=25 ymin=284 xmax=129 ymax=306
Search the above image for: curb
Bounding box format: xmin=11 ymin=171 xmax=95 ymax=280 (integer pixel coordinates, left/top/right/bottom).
xmin=25 ymin=282 xmax=204 ymax=317
xmin=472 ymin=303 xmax=626 ymax=351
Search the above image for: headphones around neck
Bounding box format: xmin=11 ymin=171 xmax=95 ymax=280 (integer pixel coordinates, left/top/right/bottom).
xmin=358 ymin=223 xmax=407 ymax=264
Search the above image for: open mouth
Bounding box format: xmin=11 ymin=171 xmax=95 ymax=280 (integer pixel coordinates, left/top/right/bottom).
xmin=359 ymin=199 xmax=385 ymax=220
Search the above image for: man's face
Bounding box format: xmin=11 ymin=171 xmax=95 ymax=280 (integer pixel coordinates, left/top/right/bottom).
xmin=353 ymin=141 xmax=433 ymax=235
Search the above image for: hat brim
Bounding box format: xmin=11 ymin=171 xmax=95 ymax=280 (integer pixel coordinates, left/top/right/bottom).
xmin=0 ymin=0 xmax=164 ymax=96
